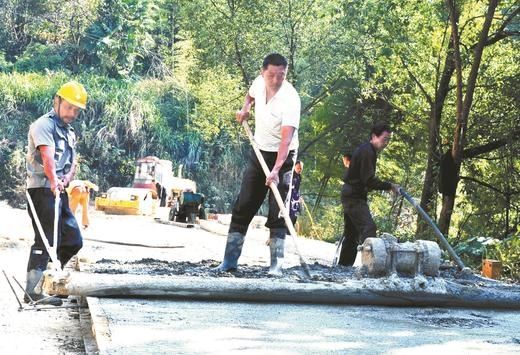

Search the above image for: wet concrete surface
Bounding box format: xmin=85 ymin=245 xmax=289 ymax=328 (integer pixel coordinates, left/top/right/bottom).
xmin=77 ymin=211 xmax=520 ymax=353
xmin=85 ymin=256 xmax=519 ymax=297
xmin=87 ymin=257 xmax=358 ymax=282
xmin=92 ymin=298 xmax=520 ymax=354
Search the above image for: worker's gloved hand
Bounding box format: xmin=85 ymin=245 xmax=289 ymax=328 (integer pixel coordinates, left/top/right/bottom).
xmin=391 ymin=183 xmax=401 ymax=195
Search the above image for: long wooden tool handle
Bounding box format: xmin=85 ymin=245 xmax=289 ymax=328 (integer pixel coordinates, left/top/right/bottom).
xmin=242 ymin=121 xmax=311 ymax=277
xmin=53 ymin=193 xmax=60 ymax=259
xmin=399 ymin=187 xmax=465 ymax=270
xmin=26 ymin=191 xmax=61 ymax=270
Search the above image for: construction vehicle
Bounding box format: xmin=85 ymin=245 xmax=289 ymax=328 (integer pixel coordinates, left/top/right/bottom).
xmin=95 ymin=156 xmax=197 ymax=216
xmin=168 ymin=190 xmax=206 ymax=223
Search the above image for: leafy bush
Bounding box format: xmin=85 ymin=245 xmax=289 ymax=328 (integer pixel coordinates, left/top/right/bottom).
xmin=14 ymin=43 xmax=67 ymax=73
xmin=485 ymin=234 xmax=520 ymax=280
xmin=0 ymin=51 xmax=13 ymax=72
xmin=453 ymin=236 xmax=498 ymax=268
xmin=0 ymin=143 xmax=27 ymax=208
xmin=453 ymin=234 xmax=520 ymax=281
xmin=298 ymin=203 xmax=343 ymax=243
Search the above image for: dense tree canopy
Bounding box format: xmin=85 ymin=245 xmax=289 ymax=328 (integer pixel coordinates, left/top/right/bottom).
xmin=0 ymin=0 xmax=518 ymax=277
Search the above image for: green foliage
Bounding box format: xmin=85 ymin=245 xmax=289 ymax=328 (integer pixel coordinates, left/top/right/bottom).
xmin=453 ymin=233 xmax=520 ymax=280
xmin=485 ymin=234 xmax=520 ymax=280
xmin=0 ymin=142 xmax=26 ymax=207
xmin=0 ymin=51 xmax=13 ymax=72
xmin=453 ymin=236 xmax=494 ymax=268
xmin=14 ymin=44 xmax=66 ymax=72
xmin=188 ymin=66 xmax=243 ymax=141
xmin=298 ymin=203 xmax=343 ymax=243
xmin=83 ymin=0 xmax=160 ymax=77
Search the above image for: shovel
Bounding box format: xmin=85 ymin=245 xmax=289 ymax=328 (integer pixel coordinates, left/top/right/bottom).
xmin=242 ymin=120 xmax=312 ymax=279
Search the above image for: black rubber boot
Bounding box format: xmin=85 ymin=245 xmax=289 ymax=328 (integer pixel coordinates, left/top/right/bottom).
xmin=268 ymin=228 xmax=286 ymax=276
xmin=213 ymin=232 xmax=246 ymax=272
xmin=24 ymin=269 xmax=63 ymax=306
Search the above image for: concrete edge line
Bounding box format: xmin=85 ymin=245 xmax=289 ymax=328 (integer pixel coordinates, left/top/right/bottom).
xmin=198 ymin=219 xmax=228 ymax=236
xmin=85 ymin=296 xmax=112 ymax=354
xmin=78 ymin=297 xmax=100 ymax=354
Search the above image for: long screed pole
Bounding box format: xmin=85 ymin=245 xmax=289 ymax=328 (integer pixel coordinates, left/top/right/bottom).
xmin=242 ymin=120 xmax=312 ymax=278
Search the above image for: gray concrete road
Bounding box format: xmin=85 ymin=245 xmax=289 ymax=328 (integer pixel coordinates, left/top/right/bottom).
xmin=76 ymin=209 xmax=520 ymax=354
xmin=91 ymin=298 xmax=520 ymax=354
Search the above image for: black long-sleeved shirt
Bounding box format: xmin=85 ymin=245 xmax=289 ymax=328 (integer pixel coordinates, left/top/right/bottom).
xmin=343 ymin=142 xmax=391 ymax=200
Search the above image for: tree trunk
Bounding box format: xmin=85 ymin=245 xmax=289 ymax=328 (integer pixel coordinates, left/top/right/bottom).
xmin=439 ymin=0 xmax=499 ymax=234
xmin=233 ymin=36 xmax=250 ymax=87
xmin=417 ymin=116 xmax=441 ymax=239
xmin=417 ymin=41 xmax=455 ymax=238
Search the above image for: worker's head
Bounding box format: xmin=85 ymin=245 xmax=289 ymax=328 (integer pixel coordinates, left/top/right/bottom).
xmin=342 ymin=152 xmax=352 ymax=168
xmin=261 ymin=53 xmax=288 ymax=92
xmin=370 ymin=122 xmax=392 ymax=151
xmin=294 ymin=160 xmax=303 ymax=174
xmin=54 ymin=81 xmax=88 ymax=124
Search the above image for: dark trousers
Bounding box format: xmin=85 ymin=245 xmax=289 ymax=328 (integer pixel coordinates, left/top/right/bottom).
xmin=26 ymin=188 xmax=83 ymax=271
xmin=290 ymin=214 xmax=297 ymax=227
xmin=338 ymin=198 xmax=377 ymax=266
xmin=229 ymin=149 xmax=295 ymax=236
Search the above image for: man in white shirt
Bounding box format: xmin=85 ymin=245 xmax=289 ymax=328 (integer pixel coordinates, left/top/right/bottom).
xmin=214 ymin=53 xmax=301 ymax=276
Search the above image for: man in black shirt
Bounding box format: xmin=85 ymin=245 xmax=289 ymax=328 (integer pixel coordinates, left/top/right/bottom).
xmin=338 ymin=123 xmax=400 ymax=266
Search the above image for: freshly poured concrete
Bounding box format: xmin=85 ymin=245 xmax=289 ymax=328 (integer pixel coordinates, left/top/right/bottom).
xmin=88 ymin=297 xmax=520 ymax=354
xmin=77 ymin=210 xmax=520 ymax=353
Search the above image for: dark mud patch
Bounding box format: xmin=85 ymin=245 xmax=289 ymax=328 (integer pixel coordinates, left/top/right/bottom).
xmin=413 ymin=315 xmax=498 ymax=328
xmin=409 ymin=308 xmax=498 ymax=328
xmin=59 ymin=334 xmax=86 ymax=354
xmin=486 ymin=337 xmax=520 ymax=345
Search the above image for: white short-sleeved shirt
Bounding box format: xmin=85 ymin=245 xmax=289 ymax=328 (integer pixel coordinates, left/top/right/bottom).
xmin=248 ymin=75 xmax=300 ymax=152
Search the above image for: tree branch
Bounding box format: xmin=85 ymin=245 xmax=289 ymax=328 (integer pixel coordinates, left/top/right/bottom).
xmin=463 ymin=129 xmax=520 ymax=158
xmin=298 ymin=119 xmax=345 ymax=155
xmin=460 ymin=175 xmax=502 ymax=194
xmin=480 ymin=4 xmax=520 ymax=47
xmin=210 ymin=0 xmax=232 ymax=20
xmin=460 ymin=175 xmax=520 ymax=195
xmin=233 ymin=35 xmax=249 ymax=87
xmin=301 ymin=77 xmax=342 ymax=114
xmin=485 ymin=30 xmax=520 ymax=46
xmin=400 ymin=56 xmax=433 ymax=106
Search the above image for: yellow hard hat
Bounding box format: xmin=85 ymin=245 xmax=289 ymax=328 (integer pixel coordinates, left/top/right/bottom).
xmin=56 ymin=81 xmax=88 ymax=109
